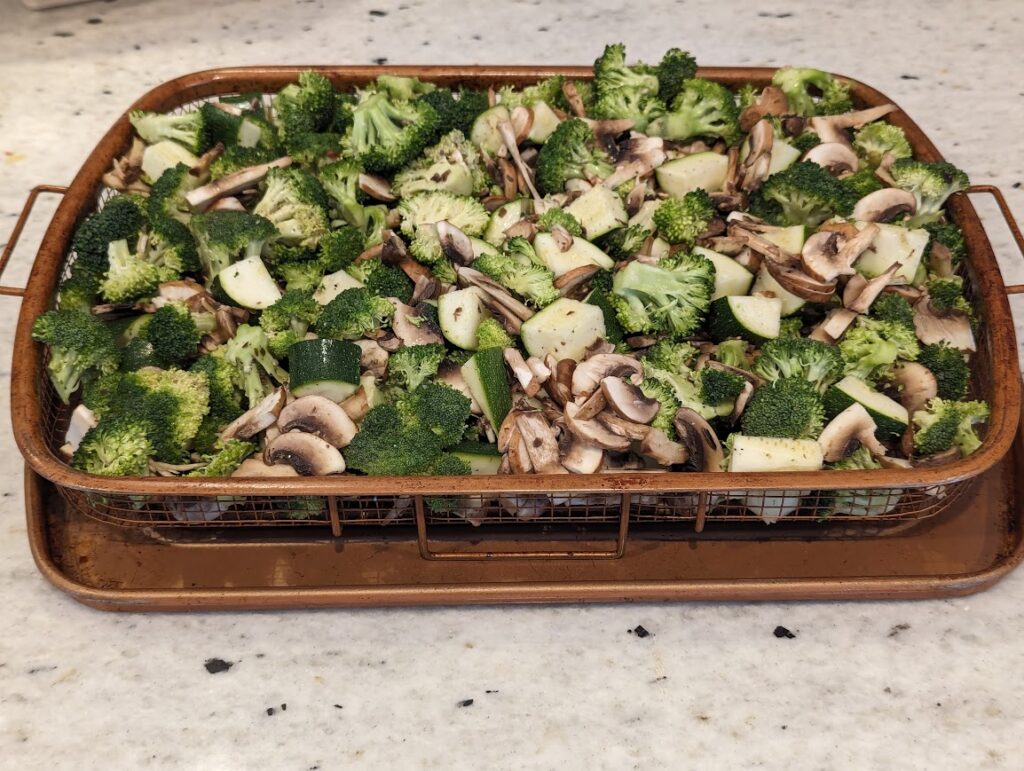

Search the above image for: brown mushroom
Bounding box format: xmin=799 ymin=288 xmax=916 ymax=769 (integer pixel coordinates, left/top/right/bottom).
xmin=545 ymin=359 xmax=575 ymax=407
xmin=561 ymin=80 xmax=587 ymax=117
xmin=808 ymin=104 xmax=897 ymax=146
xmin=600 ymin=376 xmax=661 ymax=424
xmin=232 ymin=458 xmax=300 ymax=478
xmin=809 ymin=308 xmax=858 ymax=343
xmin=603 ymin=134 xmax=667 ymax=189
xmin=354 ymin=339 xmax=389 ymax=378
xmin=457 ymin=266 xmax=534 ymax=323
xmin=564 ymin=402 xmax=632 ymax=451
xmin=504 ymin=347 xmax=541 ymax=397
xmin=340 ymin=387 xmax=371 ymax=422
xmin=597 ymin=412 xmax=651 ymax=441
xmin=928 ymin=241 xmax=955 ymax=279
xmin=515 ymin=412 xmax=568 ymax=475
xmin=738 ymin=119 xmax=774 ymax=193
xmin=817 ymin=403 xmax=887 ymax=462
xmin=358 ymin=173 xmax=396 ymax=202
xmin=764 ymin=257 xmax=837 ymax=303
xmin=638 ymin=428 xmax=689 ymax=466
xmin=802 ymin=142 xmax=859 ymax=176
xmin=510 ymin=105 xmax=534 ymax=143
xmin=65 ymin=404 xmax=98 ymax=453
xmin=208 ymin=196 xmax=247 ymax=212
xmin=185 ymin=156 xmax=292 ymax=212
xmin=264 ymin=431 xmax=346 ymax=475
xmin=673 ymin=409 xmax=725 ymax=472
xmin=739 ymin=86 xmax=789 ymax=132
xmin=506 ymin=425 xmax=534 ymax=474
xmin=893 ymin=363 xmax=939 ymax=416
xmin=913 ymin=296 xmax=976 ymax=352
xmin=497 ymin=120 xmax=544 ymax=206
xmin=574 ymin=388 xmax=608 ymax=421
xmin=843 ymin=261 xmax=902 ymax=313
xmin=852 ymin=188 xmax=917 ymax=223
xmin=801 ymin=224 xmax=880 ymax=284
xmin=389 ymin=299 xmax=445 ymax=346
xmin=526 ymin=356 xmax=551 ymax=384
xmin=559 ymin=434 xmax=605 ymax=474
xmin=219 ymin=387 xmax=286 ymax=440
xmin=571 ymin=353 xmax=643 ymax=398
xmin=277 ymin=395 xmax=357 ymax=448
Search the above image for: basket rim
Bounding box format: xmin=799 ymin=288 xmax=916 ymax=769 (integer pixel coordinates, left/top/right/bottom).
xmin=10 ymin=64 xmax=1021 ymax=497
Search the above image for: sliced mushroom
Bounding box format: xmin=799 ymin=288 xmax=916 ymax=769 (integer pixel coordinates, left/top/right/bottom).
xmin=928 ymin=240 xmax=955 ymax=279
xmin=503 ymin=218 xmax=537 ymax=240
xmin=232 ymin=457 xmax=300 ymax=477
xmin=809 ymin=307 xmax=859 ymax=343
xmin=264 ymin=431 xmax=346 ymax=475
xmin=65 ymin=404 xmax=98 ymax=453
xmin=561 ymin=80 xmax=588 ymax=117
xmin=389 ymin=299 xmax=444 ymax=346
xmin=730 ymin=380 xmax=755 ymax=424
xmin=278 ymin=395 xmax=358 ymax=449
xmin=358 ymin=173 xmax=396 ymax=202
xmin=843 ymin=261 xmax=902 ymax=313
xmin=497 ymin=121 xmax=544 ymax=207
xmin=185 ymin=156 xmax=292 ymax=212
xmin=764 ymin=257 xmax=837 ymax=303
xmin=638 ymin=428 xmax=689 ymax=466
xmin=600 ymin=376 xmax=661 ymax=424
xmin=457 ymin=266 xmax=534 ymax=322
xmin=354 ymin=339 xmax=389 ymax=378
xmin=738 ymin=119 xmax=774 ymax=193
xmin=808 ymin=104 xmax=897 ymax=146
xmin=340 ymin=387 xmax=371 ymax=422
xmin=597 ymin=411 xmax=651 ymax=441
xmin=564 ymin=401 xmax=632 ymax=451
xmin=545 ymin=358 xmax=575 ymax=407
xmin=355 ymin=242 xmax=385 ymax=263
xmin=435 ymin=221 xmax=475 ymax=266
xmin=913 ymin=296 xmax=976 ymax=352
xmin=801 ymin=224 xmax=880 ymax=283
xmin=510 ymin=105 xmax=534 ymax=143
xmin=893 ymin=363 xmax=939 ymax=416
xmin=571 ymin=353 xmax=643 ymax=398
xmin=208 ymin=196 xmax=247 ymax=212
xmin=506 ymin=425 xmax=534 ymax=474
xmin=802 ymin=142 xmax=859 ymax=176
xmin=504 ymin=347 xmax=540 ymax=397
xmin=220 ymin=387 xmax=286 ymax=440
xmin=852 ymin=187 xmax=917 ymax=223
xmin=817 ymin=403 xmax=887 ymax=462
xmin=574 ymin=387 xmax=607 ymax=421
xmin=673 ymin=409 xmax=724 ymax=472
xmin=525 ymin=356 xmax=551 ymax=384
xmin=559 ymin=434 xmax=605 ymax=474
xmin=549 ymin=224 xmax=576 ymax=253
xmin=515 ymin=412 xmax=568 ymax=475
xmin=603 ymin=134 xmax=667 ymax=189
xmin=739 ymin=86 xmax=789 ymax=132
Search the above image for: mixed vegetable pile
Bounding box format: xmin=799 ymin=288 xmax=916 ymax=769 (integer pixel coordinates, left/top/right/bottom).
xmin=36 ymin=44 xmax=987 ymax=493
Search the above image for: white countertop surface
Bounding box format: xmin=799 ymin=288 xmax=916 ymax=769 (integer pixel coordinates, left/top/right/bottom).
xmin=2 ymin=1 xmax=1024 ymax=768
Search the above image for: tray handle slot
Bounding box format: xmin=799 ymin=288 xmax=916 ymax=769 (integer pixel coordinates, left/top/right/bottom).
xmin=967 ymin=185 xmax=1024 ymax=295
xmin=413 ymin=494 xmax=631 ymax=561
xmin=0 ymin=185 xmax=67 ymax=298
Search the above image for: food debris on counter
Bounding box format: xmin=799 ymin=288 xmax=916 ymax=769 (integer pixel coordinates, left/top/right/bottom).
xmin=628 ymin=625 xmax=652 ymax=638
xmin=773 ymin=625 xmax=797 ymax=639
xmin=203 ymin=657 xmax=234 ymax=674
xmin=888 ymin=623 xmax=911 ymax=638
xmin=457 ymin=699 xmax=474 ymax=708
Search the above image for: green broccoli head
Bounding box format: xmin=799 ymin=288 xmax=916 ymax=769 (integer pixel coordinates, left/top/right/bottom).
xmin=420 ymin=88 xmax=490 ymax=137
xmin=839 ymin=316 xmax=920 ymax=383
xmin=912 ymin=398 xmax=989 ymax=457
xmin=272 ymin=70 xmax=336 ymax=142
xmin=841 ymin=167 xmax=885 ymax=199
xmin=189 ymin=210 xmax=277 ymax=281
xmin=611 ymin=252 xmax=715 ymax=338
xmin=754 ymin=161 xmax=858 ymax=227
xmin=752 ymin=336 xmax=843 ymax=392
xmin=599 ymin=224 xmax=652 ymax=260
xmin=715 ymin=339 xmax=750 ymax=370
xmin=148 ymin=218 xmax=201 ymax=277
xmin=653 ymin=189 xmax=716 ymax=245
xmin=129 ymin=108 xmax=210 ymax=154
xmin=741 ymin=377 xmax=825 ymax=439
xmin=209 ymin=145 xmax=278 ymax=179
xmin=99 ymin=239 xmax=166 ymax=303
xmin=396 ymin=381 xmax=473 ymax=448
xmin=190 ymin=353 xmax=244 ymax=421
xmin=344 ymin=88 xmax=439 ymax=173
xmin=398 ymin=190 xmax=490 ymax=238
xmin=114 ymin=368 xmax=211 ymax=462
xmin=374 ymin=74 xmax=436 ymax=101
xmin=344 ymin=404 xmax=444 ymax=476
xmin=699 ymin=367 xmax=746 ymax=406
xmin=57 ymin=268 xmax=102 ymax=312
xmin=318 ymin=226 xmax=366 ymax=273
xmin=188 ymin=439 xmax=256 ymax=477
xmin=276 ymin=260 xmax=325 ymax=293
xmin=771 ymin=67 xmax=851 ymax=117
xmin=926 ymin=276 xmax=972 ymax=316
xmin=315 ymin=287 xmax=396 ymax=341
xmin=71 ymin=195 xmax=147 ymax=276
xmin=918 ymin=342 xmax=970 ymax=400
xmin=284 ymin=131 xmax=343 ymax=168
xmin=535 ymin=118 xmax=615 ymax=195
xmin=221 ymin=324 xmax=289 ymax=407
xmin=657 ymin=48 xmax=698 ymax=105
xmin=870 ymin=292 xmax=915 ymax=329
xmin=73 ymin=416 xmax=154 ymax=476
xmin=406 ymin=226 xmax=457 ymax=283
xmin=890 ymin=159 xmax=970 ymax=227
xmin=253 ymin=166 xmax=330 ymax=249
xmin=638 ymin=374 xmax=682 ymax=439
xmin=924 ymin=222 xmax=967 ymax=264
xmin=387 ymin=343 xmax=447 ymax=391
xmin=498 ymin=76 xmax=568 ymax=110
xmin=259 ymin=289 xmax=322 ymax=358
xmin=476 ymin=317 xmax=513 ymax=350
xmin=591 ymin=44 xmax=664 ymax=131
xmin=32 ymin=309 xmax=120 ymax=403
xmin=853 ymin=122 xmax=912 ymax=168
xmin=148 ymin=163 xmax=201 ymax=226
xmin=643 ymin=340 xmax=699 ymax=373
xmin=392 ymin=129 xmax=490 ymax=198
xmin=350 ymin=259 xmax=414 ymax=304
xmin=647 ymin=78 xmax=741 ymax=145
xmin=143 ymin=302 xmax=215 ymax=366
xmin=536 ymin=207 xmax=584 ymax=237
xmin=475 ymin=238 xmax=559 ymax=308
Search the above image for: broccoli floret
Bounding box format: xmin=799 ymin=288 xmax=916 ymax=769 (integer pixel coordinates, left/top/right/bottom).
xmin=375 ymin=74 xmax=436 ymax=100
xmin=536 ymin=207 xmax=584 ymax=237
xmin=189 ymin=353 xmax=245 ymax=452
xmin=112 ymin=368 xmax=211 ymax=462
xmin=396 ymin=381 xmax=473 ymax=448
xmin=599 ymin=224 xmax=652 ymax=260
xmin=129 ymin=108 xmax=210 ymax=154
xmin=476 ymin=317 xmax=513 ymax=350
xmin=318 ymin=226 xmax=365 ymax=273
xmin=99 ymin=239 xmax=166 ymax=303
xmin=611 ymin=252 xmax=715 ymax=338
xmin=198 ymin=102 xmax=243 ymax=148
xmin=57 ymin=268 xmax=102 ymax=311
xmin=315 ymin=287 xmax=395 ymax=341
xmin=277 ymin=260 xmax=325 ymax=293
xmin=475 ymin=237 xmax=559 ymax=308
xmin=535 ymin=118 xmax=615 ymax=195
xmin=349 ymin=259 xmax=414 ymax=304
xmin=870 ymin=292 xmax=915 ymax=329
xmin=853 ymin=122 xmax=912 ymax=168
xmin=657 ymin=48 xmax=698 ymax=105
xmin=752 ymin=336 xmax=843 ymax=392
xmin=754 ymin=161 xmax=858 ymax=227
xmin=188 ymin=439 xmax=256 ymax=477
xmin=81 ymin=371 xmax=123 ymax=418
xmin=590 ymin=44 xmax=664 ymax=131
xmin=73 ymin=416 xmax=154 ymax=477
xmin=842 ymin=167 xmax=885 ymax=199
xmin=638 ymin=376 xmax=681 ymax=439
xmin=209 ymin=145 xmax=277 ymax=179
xmin=272 ymin=70 xmax=336 ymax=142
xmin=647 ymin=78 xmax=741 ymax=145
xmin=284 ymin=131 xmax=343 ymax=168
xmin=392 ymin=129 xmax=490 ymax=198
xmin=398 ymin=190 xmax=489 ymax=238
xmin=918 ymin=342 xmax=970 ymax=400
xmin=644 ymin=340 xmax=698 ymax=372
xmin=715 ymin=339 xmax=750 ymax=370
xmin=221 ymin=324 xmax=288 ymax=407
xmin=777 ymin=317 xmax=803 ymax=339
xmin=71 ymin=195 xmax=147 ymax=277
xmin=789 ymin=130 xmax=822 ymax=154
xmin=771 ymin=67 xmax=851 ymax=117
xmin=148 ymin=164 xmax=201 ymax=226
xmin=32 ymin=309 xmax=119 ymax=403
xmin=253 ymin=166 xmax=330 ymax=249
xmin=741 ymin=377 xmax=825 ymax=439
xmin=120 ymin=337 xmax=160 ymax=371
xmin=189 ymin=210 xmax=277 ymax=282
xmin=420 ymin=88 xmax=490 ymax=137
xmin=924 ymin=222 xmax=967 ymax=264
xmin=406 ymin=226 xmax=457 ymax=283
xmin=344 ymin=88 xmax=439 ymax=173
xmin=423 ymin=452 xmax=473 ymax=512
xmin=344 ymin=404 xmax=444 ymax=476
xmin=653 ymin=190 xmax=716 ymax=245
xmin=890 ymin=159 xmax=970 ymax=228
xmin=642 ymin=359 xmax=719 ymax=422
xmin=927 ymin=276 xmax=972 ymax=316
xmin=387 ymin=343 xmax=447 ymax=392
xmin=736 ymin=83 xmax=760 ymax=112
xmin=498 ymin=76 xmax=567 ymax=110
xmin=259 ymin=289 xmax=322 ymax=357
xmin=147 ymin=218 xmax=201 ymax=277
xmin=143 ymin=302 xmax=215 ymax=366
xmin=840 ymin=316 xmax=920 ymax=382
xmin=913 ymin=398 xmax=989 ymax=457
xmin=700 ymin=367 xmax=746 ymax=406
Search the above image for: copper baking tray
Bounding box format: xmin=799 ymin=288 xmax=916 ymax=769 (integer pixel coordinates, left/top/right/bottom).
xmin=5 ymin=66 xmax=1024 ymax=589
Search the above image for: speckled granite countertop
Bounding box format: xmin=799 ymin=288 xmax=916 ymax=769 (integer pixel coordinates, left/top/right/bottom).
xmin=2 ymin=0 xmax=1024 ymax=768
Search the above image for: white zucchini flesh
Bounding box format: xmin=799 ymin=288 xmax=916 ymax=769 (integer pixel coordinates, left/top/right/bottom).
xmin=437 ymin=287 xmax=489 ymax=350
xmin=694 ymin=246 xmax=754 ymax=300
xmin=564 ymin=185 xmax=628 ymax=239
xmin=534 ymin=233 xmax=615 ymax=278
xmin=728 ymin=436 xmax=824 ymax=473
xmin=217 ymin=256 xmax=282 ymax=310
xmin=519 ymin=298 xmax=606 ymax=361
xmin=854 ymin=221 xmax=929 ymax=284
xmin=751 ymin=265 xmax=807 ymax=316
xmin=655 ymin=152 xmax=729 ymax=197
xmin=313 ymin=268 xmax=364 ymax=305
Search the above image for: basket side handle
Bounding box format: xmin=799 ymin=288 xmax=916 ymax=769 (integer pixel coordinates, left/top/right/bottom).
xmin=967 ymin=185 xmax=1024 ymax=295
xmin=0 ymin=185 xmax=68 ymax=298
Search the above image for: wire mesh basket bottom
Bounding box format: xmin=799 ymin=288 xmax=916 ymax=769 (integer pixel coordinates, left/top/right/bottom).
xmin=57 ymin=480 xmax=970 ymax=531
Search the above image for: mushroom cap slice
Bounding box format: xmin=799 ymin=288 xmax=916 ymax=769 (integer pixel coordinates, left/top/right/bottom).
xmin=232 ymin=457 xmax=301 ymax=477
xmin=764 ymin=257 xmax=837 ymax=303
xmin=389 ymin=299 xmax=444 ymax=346
xmin=600 ymin=376 xmax=661 ymax=424
xmin=739 ymin=86 xmax=789 ymax=132
xmin=674 ymin=409 xmax=725 ymax=472
xmin=564 ymin=402 xmax=632 ymax=451
xmin=639 ymin=428 xmax=689 ymax=466
xmin=571 ymin=354 xmax=643 ymax=398
xmin=220 ymin=387 xmax=287 ymax=441
xmin=817 ymin=403 xmax=887 ymax=462
xmin=597 ymin=411 xmax=651 ymax=441
xmin=802 ymin=142 xmax=859 ymax=176
xmin=504 ymin=347 xmax=541 ymax=397
xmin=559 ymin=434 xmax=605 ymax=474
xmin=515 ymin=412 xmax=568 ymax=475
xmin=892 ymin=363 xmax=939 ymax=416
xmin=264 ymin=431 xmax=347 ymax=476
xmin=810 ymin=307 xmax=858 ymax=343
xmin=436 ymin=221 xmax=475 ymax=266
xmin=913 ymin=296 xmax=977 ymax=352
xmin=852 ymin=188 xmax=917 ymax=223
xmin=843 ymin=260 xmax=902 ymax=313
xmin=278 ymin=395 xmax=358 ymax=449
xmin=574 ymin=387 xmax=608 ymax=421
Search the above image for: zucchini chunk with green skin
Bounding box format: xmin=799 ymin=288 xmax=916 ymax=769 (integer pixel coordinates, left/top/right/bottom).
xmin=217 ymin=256 xmax=282 ymax=310
xmin=483 ymin=199 xmax=531 ymax=247
xmin=438 ymin=287 xmax=489 ymax=350
xmin=655 ymin=152 xmax=729 ymax=197
xmin=823 ymin=375 xmax=909 ymax=442
xmin=564 ymin=184 xmax=628 ymax=240
xmin=461 ymin=347 xmax=513 ymax=429
xmin=519 ymin=298 xmax=607 ymax=362
xmin=288 ymin=338 xmax=361 ymax=401
xmin=693 ymin=246 xmax=754 ymax=300
xmin=533 ymin=233 xmax=614 ymax=278
xmin=707 ymin=296 xmax=782 ymax=344
xmin=727 ymin=435 xmax=824 ymax=473
xmin=451 ymin=441 xmax=504 ymax=475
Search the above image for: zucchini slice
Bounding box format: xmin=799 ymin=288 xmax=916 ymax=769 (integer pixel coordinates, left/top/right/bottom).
xmin=823 ymin=375 xmax=909 ymax=441
xmin=288 ymin=338 xmax=361 ymax=401
xmin=461 ymin=347 xmax=512 ymax=429
xmin=217 ymin=256 xmax=282 ymax=310
xmin=708 ymin=296 xmax=782 ymax=344
xmin=728 ymin=435 xmax=824 ymax=472
xmin=519 ymin=298 xmax=606 ymax=361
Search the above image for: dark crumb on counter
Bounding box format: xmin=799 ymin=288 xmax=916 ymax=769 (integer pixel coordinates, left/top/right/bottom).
xmin=281 ymin=703 xmax=287 ymax=711
xmin=651 ymin=676 xmax=668 ymax=683
xmin=266 ymin=707 xmax=276 ymax=716
xmin=900 ymin=74 xmax=920 ymax=80
xmin=538 ymin=26 xmax=549 ymax=32
xmin=888 ymin=623 xmax=910 ymax=638
xmin=28 ymin=665 xmax=57 ymax=675
xmin=369 ymin=9 xmax=387 ymax=16
xmin=87 ymin=17 xmax=103 ymax=24
xmin=628 ymin=625 xmax=652 ymax=638
xmin=457 ymin=699 xmax=474 ymax=708
xmin=936 ymin=702 xmax=942 ymax=707
xmin=485 ymin=690 xmax=499 ymax=694
xmin=773 ymin=625 xmax=796 ymax=639
xmin=1012 ymin=182 xmax=1021 ymax=189
xmin=333 ymin=704 xmax=343 ymax=709
xmin=101 ymin=89 xmax=112 ymax=95
xmin=758 ymin=11 xmax=794 ymax=17
xmin=884 ymin=686 xmax=893 ymax=694
xmin=472 ymin=34 xmax=481 ymax=41
xmin=53 ymin=31 xmax=74 ymax=38
xmin=373 ymin=57 xmax=388 ymax=65
xmin=255 ymin=653 xmax=265 ymax=659
xmin=781 ymin=725 xmax=788 ymax=730
xmin=204 ymin=658 xmax=234 ymax=674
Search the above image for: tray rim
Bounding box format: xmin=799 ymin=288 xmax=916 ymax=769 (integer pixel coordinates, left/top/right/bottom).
xmin=9 ymin=65 xmax=1021 ymax=497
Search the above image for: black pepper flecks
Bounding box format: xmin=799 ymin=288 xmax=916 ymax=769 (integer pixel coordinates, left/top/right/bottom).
xmin=281 ymin=703 xmax=287 ymax=711
xmin=485 ymin=690 xmax=499 ymax=694
xmin=900 ymin=74 xmax=920 ymax=80
xmin=1012 ymin=182 xmax=1021 ymax=189
xmin=266 ymin=707 xmax=276 ymax=716
xmin=204 ymin=658 xmax=234 ymax=674
xmin=628 ymin=625 xmax=652 ymax=638
xmin=333 ymin=704 xmax=343 ymax=709
xmin=457 ymin=699 xmax=474 ymax=708
xmin=373 ymin=57 xmax=388 ymax=65
xmin=773 ymin=625 xmax=796 ymax=639
xmin=369 ymin=9 xmax=388 ymax=16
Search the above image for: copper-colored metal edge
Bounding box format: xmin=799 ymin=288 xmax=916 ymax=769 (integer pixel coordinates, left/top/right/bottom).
xmin=9 ymin=66 xmax=1022 ymax=500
